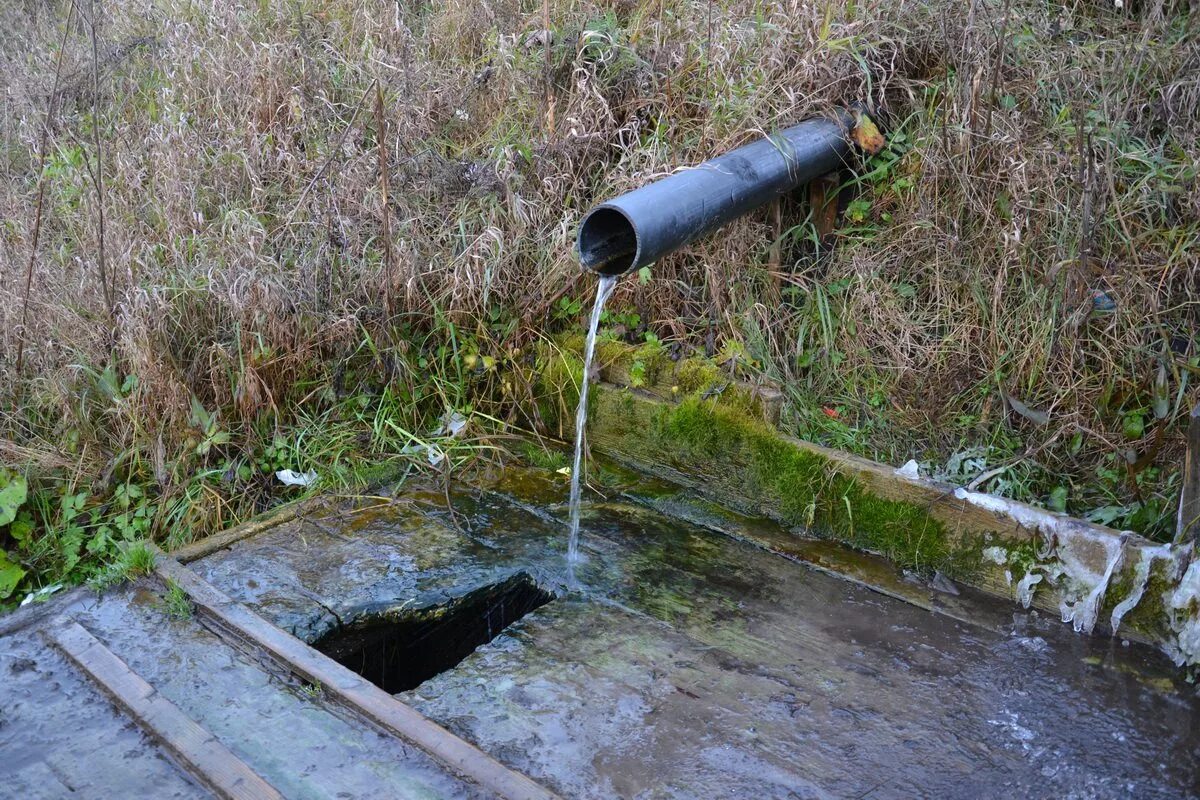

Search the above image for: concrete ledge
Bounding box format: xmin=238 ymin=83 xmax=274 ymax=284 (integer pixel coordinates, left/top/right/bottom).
xmin=547 ymin=343 xmax=1198 ymax=671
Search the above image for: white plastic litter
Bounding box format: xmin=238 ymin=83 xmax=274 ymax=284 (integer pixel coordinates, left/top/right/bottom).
xmin=276 ymin=469 xmax=318 ymax=487
xmin=20 ymin=582 xmax=63 ymax=607
xmin=894 ymin=459 xmax=921 ymax=480
xmin=401 ymin=442 xmax=446 ymax=466
xmin=424 ymin=444 xmax=445 ymax=466
xmin=438 ymin=410 xmax=468 ymax=438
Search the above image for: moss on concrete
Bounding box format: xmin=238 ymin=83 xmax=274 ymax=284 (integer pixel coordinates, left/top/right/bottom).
xmin=531 ymin=334 xmax=1185 ymax=654
xmin=645 ymin=394 xmax=963 ymax=578
xmin=530 ymin=336 xmax=968 ymax=578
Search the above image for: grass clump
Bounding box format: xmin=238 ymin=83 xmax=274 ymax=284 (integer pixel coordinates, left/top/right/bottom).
xmin=519 ymin=442 xmax=569 ymax=472
xmin=1 ymin=0 xmax=1197 ymax=604
xmin=87 ymin=540 xmax=157 ymax=593
xmin=159 ymin=578 xmax=193 ymax=619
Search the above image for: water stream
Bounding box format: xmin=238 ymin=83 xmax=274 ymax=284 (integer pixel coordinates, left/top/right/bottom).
xmin=566 ymin=274 xmax=618 ymax=587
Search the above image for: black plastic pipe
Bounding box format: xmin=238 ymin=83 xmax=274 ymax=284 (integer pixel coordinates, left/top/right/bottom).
xmin=577 ymin=115 xmax=852 ymax=275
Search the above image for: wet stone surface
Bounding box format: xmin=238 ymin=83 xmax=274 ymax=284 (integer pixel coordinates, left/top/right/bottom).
xmin=193 ymin=466 xmax=1200 ymax=800
xmin=0 ymin=625 xmax=206 ymax=800
xmin=0 ymin=581 xmax=484 ymax=798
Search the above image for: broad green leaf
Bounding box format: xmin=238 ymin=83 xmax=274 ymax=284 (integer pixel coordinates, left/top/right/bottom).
xmin=189 ymin=395 xmax=212 ymax=430
xmin=1123 ymin=412 xmax=1145 ymax=441
xmin=0 ymin=551 xmax=25 ymax=599
xmin=10 ymin=513 xmax=33 ymax=546
xmin=87 ymin=526 xmax=113 ymax=556
xmin=0 ymin=473 xmax=28 ymax=527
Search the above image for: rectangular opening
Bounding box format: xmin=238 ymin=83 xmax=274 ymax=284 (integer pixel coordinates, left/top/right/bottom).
xmin=312 ymin=572 xmax=554 ymax=693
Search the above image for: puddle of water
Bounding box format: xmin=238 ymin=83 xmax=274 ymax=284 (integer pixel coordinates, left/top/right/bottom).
xmin=312 ymin=572 xmax=554 ymax=693
xmin=567 ymin=273 xmax=618 ymax=588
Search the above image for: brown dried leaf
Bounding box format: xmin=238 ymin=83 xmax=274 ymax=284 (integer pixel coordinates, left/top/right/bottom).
xmin=1002 ymin=391 xmax=1050 ymax=426
xmin=852 ymin=112 xmax=885 ymax=155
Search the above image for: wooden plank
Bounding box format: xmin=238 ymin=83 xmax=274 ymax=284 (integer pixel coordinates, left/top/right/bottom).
xmin=170 ymin=495 xmax=327 ymax=563
xmin=0 ymin=586 xmax=90 ymax=637
xmin=47 ymin=621 xmax=284 ymax=800
xmin=1177 ymin=402 xmax=1200 ymax=546
xmin=154 ymin=554 xmax=562 ymax=800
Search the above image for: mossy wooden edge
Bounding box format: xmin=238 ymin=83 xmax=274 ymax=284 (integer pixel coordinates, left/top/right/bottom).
xmin=170 ymin=495 xmax=331 ymax=563
xmin=535 ymin=335 xmax=1179 ymax=654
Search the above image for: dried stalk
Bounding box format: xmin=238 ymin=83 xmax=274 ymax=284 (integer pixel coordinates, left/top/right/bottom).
xmin=281 ymin=79 xmax=376 ymax=229
xmin=542 ymin=0 xmax=554 ymax=134
xmin=375 ymin=80 xmax=395 ymax=317
xmin=14 ymin=0 xmax=78 ymax=382
xmin=85 ymin=0 xmax=115 ymax=321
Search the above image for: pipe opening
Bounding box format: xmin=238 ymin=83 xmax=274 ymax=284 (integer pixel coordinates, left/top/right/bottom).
xmin=578 ymin=206 xmax=639 ymax=275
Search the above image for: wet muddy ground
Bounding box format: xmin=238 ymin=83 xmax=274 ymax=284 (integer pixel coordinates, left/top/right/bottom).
xmin=2 ymin=463 xmax=1199 ymax=798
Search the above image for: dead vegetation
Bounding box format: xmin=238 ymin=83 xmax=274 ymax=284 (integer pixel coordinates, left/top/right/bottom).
xmin=0 ymin=0 xmax=1197 ymax=601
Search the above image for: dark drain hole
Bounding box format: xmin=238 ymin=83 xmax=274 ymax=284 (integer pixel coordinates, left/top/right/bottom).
xmin=313 ymin=572 xmax=554 ymax=693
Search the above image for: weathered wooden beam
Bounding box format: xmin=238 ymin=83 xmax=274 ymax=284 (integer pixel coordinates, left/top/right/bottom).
xmin=578 ymin=380 xmax=1184 ymax=650
xmin=0 ymin=586 xmax=89 ymax=636
xmin=808 ymin=171 xmax=841 ymax=244
xmin=1177 ymin=402 xmax=1200 ymax=546
xmin=170 ymin=495 xmax=327 ymax=563
xmin=48 ymin=621 xmax=284 ymax=800
xmin=153 ymin=553 xmax=562 ymax=800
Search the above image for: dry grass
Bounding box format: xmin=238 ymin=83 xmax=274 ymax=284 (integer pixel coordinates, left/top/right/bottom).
xmin=0 ymin=0 xmax=1197 ymax=596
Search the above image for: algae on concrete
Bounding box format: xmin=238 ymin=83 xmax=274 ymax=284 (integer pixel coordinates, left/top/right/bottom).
xmin=534 ymin=336 xmax=1200 ymax=667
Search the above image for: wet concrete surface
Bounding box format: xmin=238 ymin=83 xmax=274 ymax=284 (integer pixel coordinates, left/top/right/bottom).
xmin=1 ymin=626 xmax=207 ymax=800
xmin=80 ymin=588 xmax=485 ymax=799
xmin=190 ymin=466 xmax=1200 ymax=799
xmin=0 ymin=581 xmax=486 ymax=798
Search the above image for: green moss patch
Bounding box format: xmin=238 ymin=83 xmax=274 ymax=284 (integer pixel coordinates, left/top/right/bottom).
xmin=531 ymin=343 xmax=1191 ymax=658
xmin=638 ymin=394 xmax=961 ymax=577
xmin=532 ymin=336 xmax=966 ymax=578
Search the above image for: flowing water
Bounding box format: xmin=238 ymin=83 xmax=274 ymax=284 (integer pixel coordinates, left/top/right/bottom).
xmin=178 ymin=469 xmax=1200 ymax=799
xmin=566 ymin=273 xmax=618 ymax=587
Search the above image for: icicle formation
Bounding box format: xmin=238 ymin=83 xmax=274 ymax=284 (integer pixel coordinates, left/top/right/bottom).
xmin=1058 ymin=534 xmax=1125 ymax=634
xmin=957 ymin=487 xmax=1130 ymax=636
xmin=1166 ymin=560 xmax=1200 ymax=666
xmin=1110 ymin=544 xmax=1172 ymax=634
xmin=962 ymin=487 xmax=1200 ymax=668
xmin=566 ymin=274 xmax=618 ymax=588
